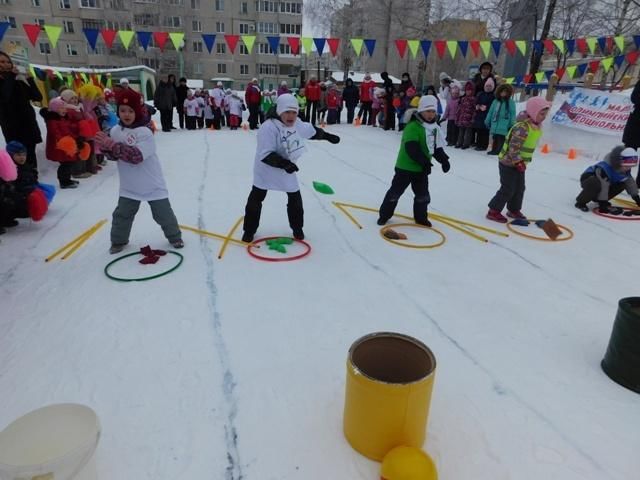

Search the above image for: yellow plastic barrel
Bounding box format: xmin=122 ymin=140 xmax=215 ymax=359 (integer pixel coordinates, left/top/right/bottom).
xmin=343 ymin=332 xmax=436 ymax=461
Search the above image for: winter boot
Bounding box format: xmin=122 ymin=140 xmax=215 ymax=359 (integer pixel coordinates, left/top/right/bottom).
xmin=2 ymin=219 xmax=19 ymax=228
xmin=507 ymin=210 xmax=527 ymax=220
xmin=575 ymin=202 xmax=589 ymax=212
xmin=486 ymin=209 xmax=508 ymax=223
xmin=171 ymin=239 xmax=184 ymax=249
xmin=109 ymin=243 xmax=128 ymax=254
xmin=292 ymin=228 xmax=305 ymax=240
xmin=415 ymin=218 xmax=432 ymax=227
xmin=377 ymin=217 xmax=387 ymax=226
xmin=60 ymin=180 xmax=78 ymax=189
xmin=242 ymin=232 xmax=254 ymax=243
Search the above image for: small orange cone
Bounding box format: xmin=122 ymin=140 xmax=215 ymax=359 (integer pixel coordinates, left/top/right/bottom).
xmin=540 ymin=144 xmax=550 ymax=154
xmin=568 ymin=148 xmax=577 ymax=160
xmin=321 ymin=121 xmax=327 ymax=128
xmin=242 ymin=123 xmax=249 ymax=131
xmin=354 ymin=117 xmax=361 ymax=127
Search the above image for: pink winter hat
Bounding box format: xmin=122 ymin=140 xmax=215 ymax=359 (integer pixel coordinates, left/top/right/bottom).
xmin=484 ymin=78 xmax=495 ymax=92
xmin=526 ymin=96 xmax=551 ymax=123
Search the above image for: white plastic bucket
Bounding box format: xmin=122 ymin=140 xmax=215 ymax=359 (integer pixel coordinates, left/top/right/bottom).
xmin=0 ymin=404 xmax=100 ymax=480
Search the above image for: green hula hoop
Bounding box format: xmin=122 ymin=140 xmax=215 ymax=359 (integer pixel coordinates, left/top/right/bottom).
xmin=104 ymin=250 xmax=184 ymax=282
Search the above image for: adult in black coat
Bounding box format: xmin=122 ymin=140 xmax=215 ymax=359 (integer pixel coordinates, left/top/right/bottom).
xmin=342 ymin=78 xmax=360 ymax=124
xmin=473 ymin=62 xmax=496 ymax=95
xmin=154 ymin=76 xmax=178 ymax=132
xmin=175 ymin=77 xmax=189 ymax=129
xmin=622 ymin=79 xmax=640 ymax=186
xmin=0 ymin=51 xmax=43 ymax=172
xmin=381 ymin=71 xmax=396 ymax=131
xmin=168 ymin=74 xmax=178 ymax=129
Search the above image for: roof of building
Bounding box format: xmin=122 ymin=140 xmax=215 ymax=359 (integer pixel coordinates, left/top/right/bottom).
xmin=30 ymin=64 xmax=156 ymax=75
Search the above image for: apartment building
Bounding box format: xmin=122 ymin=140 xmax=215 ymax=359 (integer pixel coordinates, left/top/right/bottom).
xmin=1 ymin=0 xmax=303 ymax=89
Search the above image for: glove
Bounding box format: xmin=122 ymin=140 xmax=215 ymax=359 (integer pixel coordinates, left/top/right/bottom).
xmin=441 ymin=159 xmax=451 ymax=173
xmin=598 ymin=201 xmax=611 ymax=213
xmin=424 ymin=161 xmax=432 ymax=175
xmin=325 ymin=132 xmax=340 ymax=144
xmin=632 ymin=195 xmax=640 ymax=207
xmin=94 ymin=131 xmax=115 ymax=151
xmin=283 ymin=161 xmax=299 ymax=174
xmin=515 ymin=162 xmax=526 ymax=173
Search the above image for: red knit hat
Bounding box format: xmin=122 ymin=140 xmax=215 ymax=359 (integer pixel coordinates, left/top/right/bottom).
xmin=115 ymin=88 xmax=144 ymax=122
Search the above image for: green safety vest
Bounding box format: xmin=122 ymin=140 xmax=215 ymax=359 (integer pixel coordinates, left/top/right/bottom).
xmin=499 ymin=121 xmax=542 ymax=163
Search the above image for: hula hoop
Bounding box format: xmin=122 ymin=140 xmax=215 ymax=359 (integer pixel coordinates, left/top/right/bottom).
xmin=247 ymin=236 xmax=311 ymax=262
xmin=104 ymin=251 xmax=184 ymax=282
xmin=379 ymin=223 xmax=447 ymax=249
xmin=506 ymin=220 xmax=574 ymax=242
xmin=592 ymin=207 xmax=640 ymax=221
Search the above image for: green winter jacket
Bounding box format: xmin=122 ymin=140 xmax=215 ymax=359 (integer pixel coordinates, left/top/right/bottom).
xmin=395 ymin=114 xmax=432 ymax=172
xmin=295 ymin=94 xmax=307 ymax=111
xmin=485 ymin=98 xmax=516 ymax=136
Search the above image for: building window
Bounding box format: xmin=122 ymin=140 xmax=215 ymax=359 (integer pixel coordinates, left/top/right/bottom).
xmin=134 ymin=14 xmax=158 ymax=26
xmin=256 ymin=0 xmax=276 ymax=12
xmin=32 ymin=0 xmax=42 ymax=7
xmin=259 ymin=43 xmax=274 ymax=54
xmin=215 ymin=0 xmax=223 ymax=10
xmin=168 ymin=0 xmax=183 ymax=4
xmin=141 ymin=57 xmax=159 ymax=69
xmin=215 ymin=21 xmax=224 ymax=33
xmin=59 ymin=0 xmax=70 ymax=8
xmin=82 ymin=19 xmax=104 ymax=30
xmin=190 ymin=0 xmax=199 ymax=7
xmin=63 ymin=20 xmax=74 ymax=32
xmin=239 ymin=23 xmax=250 ymax=35
xmin=39 ymin=42 xmax=51 ymax=54
xmin=34 ymin=18 xmax=46 ymax=26
xmin=192 ymin=40 xmax=203 ymax=52
xmin=217 ymin=63 xmax=227 ymax=74
xmin=164 ymin=16 xmax=181 ymax=28
xmin=216 ymin=43 xmax=226 ymax=54
xmin=192 ymin=20 xmax=202 ymax=32
xmin=280 ymin=23 xmax=301 ymax=35
xmin=240 ymin=1 xmax=248 ymax=13
xmin=240 ymin=64 xmax=249 ymax=75
xmin=88 ymin=44 xmax=108 ymax=54
xmin=109 ymin=0 xmax=126 ymax=8
xmin=80 ymin=0 xmax=101 ymax=8
xmin=105 ymin=20 xmax=130 ymax=30
xmin=239 ymin=44 xmax=249 ymax=55
xmin=258 ymin=63 xmax=277 ymax=75
xmin=279 ymin=44 xmax=293 ymax=55
xmin=66 ymin=43 xmax=78 ymax=56
xmin=257 ymin=22 xmax=276 ymax=34
xmin=279 ymin=1 xmax=302 ymax=14
xmin=4 ymin=17 xmax=17 ymax=28
xmin=0 ymin=0 xmax=12 ymax=5
xmin=193 ymin=63 xmax=202 ymax=74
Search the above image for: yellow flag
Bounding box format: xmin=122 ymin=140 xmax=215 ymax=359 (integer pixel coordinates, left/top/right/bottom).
xmin=601 ymin=57 xmax=613 ymax=72
xmin=301 ymin=37 xmax=314 ymax=55
xmin=535 ymin=71 xmax=546 ymax=83
xmin=614 ymin=35 xmax=625 ymax=52
xmin=407 ymin=40 xmax=420 ymax=58
xmin=480 ymin=40 xmax=491 ymax=57
xmin=586 ymin=37 xmax=597 ymax=54
xmin=446 ymin=40 xmax=457 ymax=58
xmin=241 ymin=35 xmax=256 ymax=53
xmin=566 ymin=65 xmax=577 ymax=79
xmin=43 ymin=25 xmax=62 ymax=48
xmin=516 ymin=40 xmax=527 ymax=55
xmin=504 ymin=77 xmax=514 ymax=84
xmin=169 ymin=32 xmax=184 ymax=50
xmin=552 ymin=39 xmax=566 ymax=53
xmin=350 ymin=38 xmax=363 ymax=56
xmin=118 ymin=30 xmax=135 ymax=50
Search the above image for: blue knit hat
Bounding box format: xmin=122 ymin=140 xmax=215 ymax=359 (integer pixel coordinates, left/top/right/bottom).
xmin=6 ymin=141 xmax=26 ymax=156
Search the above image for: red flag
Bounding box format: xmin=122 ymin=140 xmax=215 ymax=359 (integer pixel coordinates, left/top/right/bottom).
xmin=224 ymin=34 xmax=240 ymax=53
xmin=626 ymin=51 xmax=639 ymax=65
xmin=606 ymin=36 xmax=613 ymax=53
xmin=555 ymin=67 xmax=566 ymax=79
xmin=395 ymin=39 xmax=407 ymax=58
xmin=470 ymin=40 xmax=480 ymax=57
xmin=589 ymin=60 xmax=601 ymax=73
xmin=523 ymin=74 xmax=533 ymax=84
xmin=434 ymin=40 xmax=446 ymax=59
xmin=543 ymin=39 xmax=554 ymax=54
xmin=504 ymin=39 xmax=517 ymax=56
xmin=23 ymin=24 xmax=42 ymax=46
xmin=287 ymin=36 xmax=300 ymax=55
xmin=101 ymin=29 xmax=117 ymax=49
xmin=327 ymin=38 xmax=340 ymax=57
xmin=576 ymin=38 xmax=587 ymax=54
xmin=153 ymin=32 xmax=169 ymax=51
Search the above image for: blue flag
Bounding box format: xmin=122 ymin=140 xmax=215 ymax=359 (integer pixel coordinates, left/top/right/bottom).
xmin=458 ymin=40 xmax=468 ymax=57
xmin=514 ymin=75 xmax=523 ymax=85
xmin=576 ymin=63 xmax=588 ymax=77
xmin=420 ymin=40 xmax=432 ymax=58
xmin=136 ymin=31 xmax=152 ymax=51
xmin=267 ymin=36 xmax=280 ymax=54
xmin=532 ymin=40 xmax=543 ymax=54
xmin=201 ymin=34 xmax=216 ymax=53
xmin=313 ymin=37 xmax=326 ymax=55
xmin=634 ymin=35 xmax=640 ymax=49
xmin=364 ymin=39 xmax=376 ymax=56
xmin=614 ymin=55 xmax=625 ymax=68
xmin=491 ymin=40 xmax=501 ymax=57
xmin=597 ymin=36 xmax=607 ymax=53
xmin=544 ymin=70 xmax=554 ymax=80
xmin=0 ymin=22 xmax=10 ymax=44
xmin=566 ymin=39 xmax=575 ymax=56
xmin=83 ymin=28 xmax=100 ymax=51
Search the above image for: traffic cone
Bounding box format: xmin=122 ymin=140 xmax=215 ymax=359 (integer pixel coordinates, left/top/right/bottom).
xmin=242 ymin=123 xmax=249 ymax=131
xmin=540 ymin=144 xmax=550 ymax=154
xmin=354 ymin=117 xmax=361 ymax=127
xmin=568 ymin=148 xmax=577 ymax=160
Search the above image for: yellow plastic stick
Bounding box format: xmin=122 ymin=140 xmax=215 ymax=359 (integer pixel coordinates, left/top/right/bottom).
xmin=180 ymin=224 xmax=247 ymax=246
xmin=333 ymin=202 xmax=363 ymax=229
xmin=218 ymin=216 xmax=245 ymax=259
xmin=61 ymin=221 xmax=107 ymax=260
xmin=335 ymin=202 xmax=379 ymax=214
xmin=612 ymin=198 xmax=639 ymax=209
xmin=430 ymin=213 xmax=509 ymax=237
xmin=45 ymin=220 xmax=107 ymax=262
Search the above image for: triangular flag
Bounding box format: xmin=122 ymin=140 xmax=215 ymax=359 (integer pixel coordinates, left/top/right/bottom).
xmin=601 ymin=57 xmax=613 ymax=72
xmin=566 ymin=65 xmax=577 ymax=79
xmin=267 ymin=36 xmax=280 ymax=54
xmin=634 ymin=35 xmax=640 ymax=49
xmin=43 ymin=25 xmax=62 ymax=48
xmin=504 ymin=77 xmax=514 ymax=84
xmin=504 ymin=39 xmax=516 ymax=56
xmin=589 ymin=59 xmax=601 ymax=73
xmin=169 ymin=32 xmax=184 ymax=50
xmin=597 ymin=36 xmax=607 ymax=53
xmin=566 ymin=39 xmax=575 ymax=56
xmin=83 ymin=28 xmax=100 ymax=51
xmin=224 ymin=34 xmax=240 ymax=53
xmin=364 ymin=39 xmax=376 ymax=56
xmin=576 ymin=63 xmax=588 ymax=77
xmin=408 ymin=40 xmax=420 ymax=58
xmin=553 ymin=39 xmax=566 ymax=53
xmin=434 ymin=40 xmax=446 ymax=58
xmin=241 ymin=35 xmax=256 ymax=53
xmin=491 ymin=40 xmax=501 ymax=57
xmin=523 ymin=74 xmax=533 ymax=84
xmin=301 ymin=37 xmax=313 ymax=54
xmin=614 ymin=55 xmax=625 ymax=68
xmin=555 ymin=67 xmax=566 ymax=79
xmin=514 ymin=75 xmax=523 ymax=84
xmin=287 ymin=36 xmax=300 ymax=55
xmin=395 ymin=39 xmax=408 ymax=58
xmin=607 ymin=36 xmax=614 ymax=53
xmin=420 ymin=40 xmax=431 ymax=58
xmin=626 ymin=51 xmax=640 ymax=66
xmin=0 ymin=22 xmax=9 ymax=44
xmin=543 ymin=39 xmax=554 ymax=54
xmin=576 ymin=38 xmax=587 ymax=54
xmin=153 ymin=32 xmax=169 ymax=51
xmin=350 ymin=38 xmax=363 ymax=56
xmin=118 ymin=30 xmax=135 ymax=50
xmin=535 ymin=71 xmax=546 ymax=83
xmin=470 ymin=40 xmax=480 ymax=57
xmin=201 ymin=34 xmax=216 ymax=53
xmin=544 ymin=70 xmax=554 ymax=80
xmin=614 ymin=35 xmax=625 ymax=52
xmin=532 ymin=40 xmax=543 ymax=54
xmin=327 ymin=38 xmax=340 ymax=57
xmin=479 ymin=40 xmax=491 ymax=57
xmin=516 ymin=40 xmax=527 ymax=55
xmin=23 ymin=24 xmax=42 ymax=46
xmin=136 ymin=31 xmax=152 ymax=51
xmin=586 ymin=37 xmax=597 ymax=54
xmin=101 ymin=29 xmax=117 ymax=49
xmin=458 ymin=40 xmax=468 ymax=57
xmin=445 ymin=40 xmax=457 ymax=58
xmin=313 ymin=37 xmax=326 ymax=55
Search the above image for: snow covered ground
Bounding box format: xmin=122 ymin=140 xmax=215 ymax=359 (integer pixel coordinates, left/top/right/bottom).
xmin=1 ymin=111 xmax=639 ymax=480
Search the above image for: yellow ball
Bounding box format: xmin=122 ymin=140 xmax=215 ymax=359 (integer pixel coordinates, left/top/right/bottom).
xmin=381 ymin=446 xmax=438 ymax=480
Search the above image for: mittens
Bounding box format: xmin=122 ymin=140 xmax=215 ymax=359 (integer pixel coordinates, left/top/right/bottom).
xmin=441 ymin=159 xmax=451 ymax=173
xmin=325 ymin=133 xmax=340 ymax=144
xmin=284 ymin=161 xmax=299 ymax=174
xmin=515 ymin=162 xmax=526 ymax=173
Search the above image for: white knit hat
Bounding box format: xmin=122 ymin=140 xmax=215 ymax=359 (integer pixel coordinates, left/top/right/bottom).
xmin=417 ymin=95 xmax=438 ymax=112
xmin=621 ymin=147 xmax=639 ymax=168
xmin=119 ymin=77 xmax=129 ymax=85
xmin=276 ymin=93 xmax=299 ymax=115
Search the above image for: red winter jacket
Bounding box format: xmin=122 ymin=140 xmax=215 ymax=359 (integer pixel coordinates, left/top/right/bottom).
xmin=39 ymin=109 xmax=81 ymax=163
xmin=245 ymin=84 xmax=262 ymax=105
xmin=359 ymin=80 xmax=376 ymax=102
xmin=305 ymin=80 xmax=321 ymax=102
xmin=327 ymin=90 xmax=340 ymax=109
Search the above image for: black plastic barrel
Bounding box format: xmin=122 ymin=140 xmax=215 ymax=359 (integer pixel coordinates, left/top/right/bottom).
xmin=601 ymin=297 xmax=640 ymax=394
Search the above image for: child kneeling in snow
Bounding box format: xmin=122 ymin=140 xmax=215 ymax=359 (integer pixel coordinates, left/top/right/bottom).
xmin=575 ymin=146 xmax=640 ymax=212
xmin=486 ymin=96 xmax=550 ymax=223
xmin=378 ymin=96 xmax=451 ymax=227
xmin=241 ymin=94 xmax=340 ymax=243
xmin=94 ymin=88 xmax=183 ymax=254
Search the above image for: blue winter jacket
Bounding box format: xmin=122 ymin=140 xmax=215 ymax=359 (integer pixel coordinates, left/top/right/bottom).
xmin=485 ymin=98 xmax=516 ymax=136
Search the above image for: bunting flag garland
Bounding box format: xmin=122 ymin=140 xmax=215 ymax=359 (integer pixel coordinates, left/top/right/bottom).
xmin=535 ymin=71 xmax=545 ymax=83
xmin=576 ymin=63 xmax=588 ymax=77
xmin=43 ymin=25 xmax=62 ymax=48
xmin=136 ymin=31 xmax=152 ymax=51
xmin=555 ymin=67 xmax=566 ymax=79
xmin=420 ymin=40 xmax=431 ymax=58
xmin=532 ymin=40 xmax=543 ymax=54
xmin=543 ymin=39 xmax=554 ymax=54
xmin=601 ymin=57 xmax=613 ymax=72
xmin=523 ymin=74 xmax=533 ymax=84
xmin=566 ymin=65 xmax=577 ymax=79
xmin=614 ymin=55 xmax=625 ymax=68
xmin=491 ymin=40 xmax=501 ymax=57
xmin=504 ymin=77 xmax=514 ymax=84
xmin=504 ymin=39 xmax=516 ymax=56
xmin=313 ymin=37 xmax=326 ymax=55
xmin=23 ymin=24 xmax=42 ymax=46
xmin=586 ymin=37 xmax=597 ymax=54
xmin=241 ymin=35 xmax=256 ymax=53
xmin=118 ymin=30 xmax=135 ymax=50
xmin=576 ymin=38 xmax=587 ymax=54
xmin=606 ymin=36 xmax=614 ymax=52
xmin=589 ymin=59 xmax=601 ymax=73
xmin=83 ymin=28 xmax=100 ymax=51
xmin=350 ymin=38 xmax=363 ymax=56
xmin=458 ymin=40 xmax=468 ymax=57
xmin=395 ymin=39 xmax=408 ymax=58
xmin=327 ymin=38 xmax=340 ymax=56
xmin=544 ymin=70 xmax=553 ymax=80
xmin=224 ymin=34 xmax=240 ymax=53
xmin=267 ymin=36 xmax=280 ymax=54
xmin=434 ymin=40 xmax=446 ymax=58
xmin=153 ymin=32 xmax=169 ymax=51
xmin=566 ymin=39 xmax=575 ymax=56
xmin=0 ymin=22 xmax=10 ymax=44
xmin=552 ymin=39 xmax=565 ymax=53
xmin=445 ymin=40 xmax=457 ymax=58
xmin=201 ymin=34 xmax=216 ymax=53
xmin=407 ymin=40 xmax=420 ymax=58
xmin=514 ymin=75 xmax=523 ymax=84
xmin=635 ymin=35 xmax=640 ymax=49
xmin=614 ymin=35 xmax=625 ymax=52
xmin=516 ymin=40 xmax=527 ymax=55
xmin=301 ymin=37 xmax=313 ymax=54
xmin=479 ymin=40 xmax=491 ymax=57
xmin=169 ymin=32 xmax=184 ymax=50
xmin=597 ymin=36 xmax=607 ymax=53
xmin=287 ymin=36 xmax=301 ymax=55
xmin=470 ymin=40 xmax=480 ymax=57
xmin=627 ymin=51 xmax=640 ymax=65
xmin=364 ymin=38 xmax=376 ymax=56
xmin=101 ymin=29 xmax=117 ymax=49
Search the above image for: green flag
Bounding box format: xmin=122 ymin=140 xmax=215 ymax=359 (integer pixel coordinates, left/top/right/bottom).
xmin=516 ymin=40 xmax=527 ymax=55
xmin=241 ymin=35 xmax=256 ymax=52
xmin=566 ymin=65 xmax=577 ymax=79
xmin=504 ymin=77 xmax=514 ymax=84
xmin=586 ymin=37 xmax=597 ymax=54
xmin=302 ymin=37 xmax=314 ymax=54
xmin=350 ymin=38 xmax=363 ymax=56
xmin=446 ymin=40 xmax=457 ymax=58
xmin=535 ymin=71 xmax=546 ymax=83
xmin=118 ymin=30 xmax=135 ymax=50
xmin=43 ymin=25 xmax=62 ymax=48
xmin=552 ymin=39 xmax=566 ymax=53
xmin=480 ymin=40 xmax=491 ymax=57
xmin=169 ymin=32 xmax=184 ymax=50
xmin=601 ymin=57 xmax=613 ymax=72
xmin=614 ymin=35 xmax=625 ymax=52
xmin=407 ymin=40 xmax=420 ymax=58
